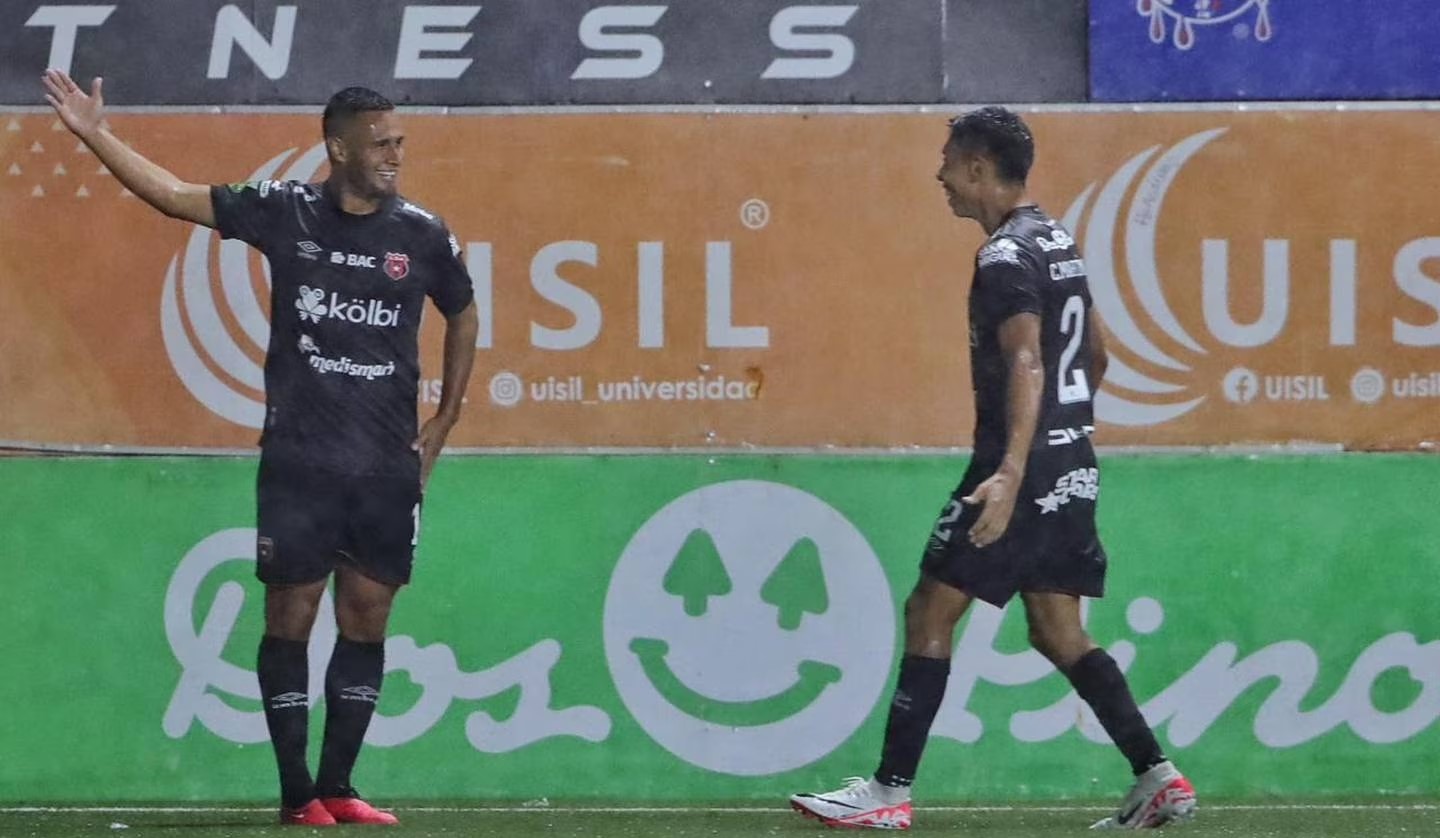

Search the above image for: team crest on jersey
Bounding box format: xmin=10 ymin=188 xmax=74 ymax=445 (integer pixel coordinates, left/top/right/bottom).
xmin=383 ymin=252 xmax=410 ymax=281
xmin=1138 ymin=0 xmax=1272 ymax=50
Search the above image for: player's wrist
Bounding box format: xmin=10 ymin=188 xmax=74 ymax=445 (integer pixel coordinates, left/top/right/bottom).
xmin=997 ymin=457 xmax=1025 ymax=480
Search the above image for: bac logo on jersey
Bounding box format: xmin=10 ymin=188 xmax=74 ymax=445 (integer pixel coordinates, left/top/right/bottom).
xmin=330 ymin=251 xmax=377 ymax=269
xmin=384 ymin=252 xmax=410 ymax=281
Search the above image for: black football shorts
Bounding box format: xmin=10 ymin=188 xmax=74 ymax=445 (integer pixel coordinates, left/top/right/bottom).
xmin=255 ymin=455 xmax=422 ymax=587
xmin=920 ymin=446 xmax=1108 ymax=607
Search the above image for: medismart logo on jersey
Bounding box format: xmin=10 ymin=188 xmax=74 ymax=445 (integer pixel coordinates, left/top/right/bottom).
xmin=1067 ymin=126 xmax=1440 ymax=429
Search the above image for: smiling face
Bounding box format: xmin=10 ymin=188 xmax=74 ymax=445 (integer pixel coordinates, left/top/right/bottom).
xmin=328 ymin=110 xmax=404 ymax=203
xmin=604 ymin=481 xmax=894 ymax=776
xmin=936 ymin=137 xmax=987 ymax=221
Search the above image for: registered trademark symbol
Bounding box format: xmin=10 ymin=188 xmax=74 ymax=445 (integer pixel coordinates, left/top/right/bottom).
xmin=740 ymin=198 xmax=770 ymax=230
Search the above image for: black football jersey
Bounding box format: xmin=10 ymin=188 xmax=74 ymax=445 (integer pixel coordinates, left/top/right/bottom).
xmin=968 ymin=205 xmax=1097 ymax=463
xmin=211 ymin=180 xmax=474 ymax=476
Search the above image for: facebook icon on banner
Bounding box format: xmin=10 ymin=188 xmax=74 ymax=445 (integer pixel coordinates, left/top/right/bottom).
xmin=1090 ymin=0 xmax=1440 ymax=101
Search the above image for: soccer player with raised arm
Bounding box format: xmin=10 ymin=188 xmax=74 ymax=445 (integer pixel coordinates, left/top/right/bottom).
xmin=44 ymin=70 xmax=478 ymax=826
xmin=789 ymin=108 xmax=1197 ymax=830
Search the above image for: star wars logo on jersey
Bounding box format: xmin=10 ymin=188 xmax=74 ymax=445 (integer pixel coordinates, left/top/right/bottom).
xmin=463 ymin=240 xmax=768 ymax=351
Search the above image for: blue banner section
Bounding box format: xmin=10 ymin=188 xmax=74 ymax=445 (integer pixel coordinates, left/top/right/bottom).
xmin=1091 ymin=0 xmax=1440 ymax=101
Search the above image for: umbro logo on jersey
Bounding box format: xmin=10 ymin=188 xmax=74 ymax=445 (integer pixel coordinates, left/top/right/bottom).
xmin=295 ymin=240 xmax=323 ymax=261
xmin=295 ymin=285 xmax=402 ymax=328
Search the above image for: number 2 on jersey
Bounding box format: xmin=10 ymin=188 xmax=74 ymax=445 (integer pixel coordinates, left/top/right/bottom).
xmin=1057 ymin=295 xmax=1091 ymax=404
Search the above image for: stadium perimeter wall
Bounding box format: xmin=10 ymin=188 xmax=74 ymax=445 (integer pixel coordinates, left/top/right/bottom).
xmin=2 ymin=77 xmax=1437 ymax=802
xmin=0 ymin=453 xmax=1436 ymax=803
xmin=2 ymin=108 xmax=1439 ymax=452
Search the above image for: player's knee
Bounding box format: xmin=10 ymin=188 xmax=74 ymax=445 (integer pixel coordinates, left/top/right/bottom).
xmin=335 ymin=597 xmax=392 ymax=642
xmin=1029 ymin=624 xmax=1092 ymax=669
xmin=264 ymin=583 xmax=325 ymax=640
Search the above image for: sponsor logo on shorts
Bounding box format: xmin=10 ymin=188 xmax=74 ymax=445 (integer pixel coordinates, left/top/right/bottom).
xmin=1035 ymin=467 xmax=1099 ymax=514
xmin=257 ymin=536 xmax=275 ymax=563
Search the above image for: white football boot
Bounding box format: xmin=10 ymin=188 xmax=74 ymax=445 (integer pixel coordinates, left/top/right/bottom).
xmin=1090 ymin=760 xmax=1197 ymax=829
xmin=790 ymin=776 xmax=913 ymax=830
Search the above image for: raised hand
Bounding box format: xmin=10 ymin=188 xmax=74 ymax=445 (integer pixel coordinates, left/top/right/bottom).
xmin=42 ymin=69 xmax=104 ymax=138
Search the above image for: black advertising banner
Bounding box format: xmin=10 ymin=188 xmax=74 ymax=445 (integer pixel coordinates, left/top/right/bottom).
xmin=1 ymin=0 xmax=1084 ymax=105
xmin=946 ymin=0 xmax=1088 ymax=104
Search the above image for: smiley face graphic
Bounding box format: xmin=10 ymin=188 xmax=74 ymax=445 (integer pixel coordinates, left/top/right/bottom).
xmin=603 ymin=480 xmax=894 ymax=776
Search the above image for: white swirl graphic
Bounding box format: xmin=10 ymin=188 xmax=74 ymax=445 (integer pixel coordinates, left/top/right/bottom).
xmin=161 ymin=144 xmax=329 ymax=427
xmin=1069 ymin=129 xmax=1229 ymax=427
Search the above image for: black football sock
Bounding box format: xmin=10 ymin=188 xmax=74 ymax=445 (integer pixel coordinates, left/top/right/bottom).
xmin=257 ymin=635 xmax=315 ymax=809
xmin=874 ymin=655 xmax=952 ymax=788
xmin=1065 ymin=648 xmax=1166 ymax=775
xmin=315 ymin=636 xmax=386 ymax=797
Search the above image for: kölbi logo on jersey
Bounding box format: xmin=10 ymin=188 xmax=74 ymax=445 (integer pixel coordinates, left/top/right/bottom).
xmin=296 ymin=285 xmax=402 ymax=328
xmin=162 ymin=143 xmax=329 ymax=429
xmin=1068 ymin=126 xmax=1440 ymax=428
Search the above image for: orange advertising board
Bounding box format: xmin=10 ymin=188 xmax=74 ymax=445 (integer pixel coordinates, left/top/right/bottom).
xmin=0 ymin=110 xmax=1437 ymax=449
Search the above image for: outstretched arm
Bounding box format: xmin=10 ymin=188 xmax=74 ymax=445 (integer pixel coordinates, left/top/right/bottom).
xmin=43 ymin=70 xmax=214 ymax=227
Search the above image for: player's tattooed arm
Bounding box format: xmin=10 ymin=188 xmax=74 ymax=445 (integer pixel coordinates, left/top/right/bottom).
xmin=964 ymin=312 xmax=1043 ymax=548
xmin=42 ymin=70 xmax=215 ymax=228
xmin=415 ymin=301 xmax=479 ymax=488
xmin=1088 ymin=308 xmax=1109 ymax=389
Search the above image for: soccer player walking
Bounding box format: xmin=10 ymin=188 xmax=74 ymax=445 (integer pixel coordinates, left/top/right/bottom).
xmin=789 ymin=108 xmax=1196 ymax=830
xmin=44 ymin=70 xmax=478 ymax=826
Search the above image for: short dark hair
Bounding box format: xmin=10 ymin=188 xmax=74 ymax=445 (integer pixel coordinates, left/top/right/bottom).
xmin=947 ymin=106 xmax=1034 ymax=185
xmin=322 ymin=86 xmax=395 ymax=139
